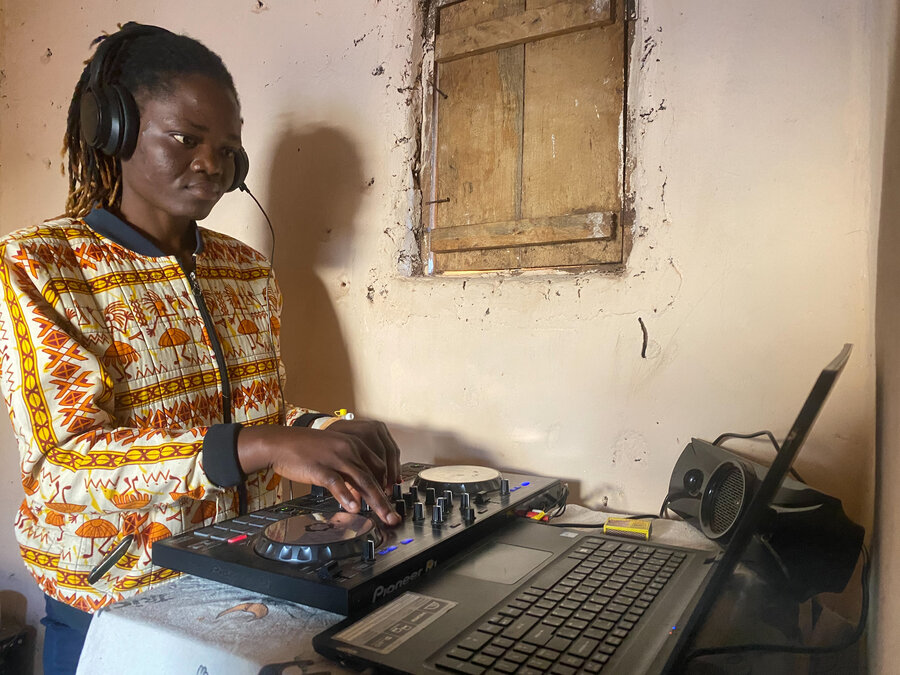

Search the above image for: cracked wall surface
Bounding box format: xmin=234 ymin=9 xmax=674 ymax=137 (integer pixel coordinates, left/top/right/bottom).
xmin=0 ymin=0 xmax=882 ymax=649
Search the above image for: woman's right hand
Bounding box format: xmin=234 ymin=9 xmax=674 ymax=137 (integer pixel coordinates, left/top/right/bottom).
xmin=236 ymin=425 xmax=401 ymax=526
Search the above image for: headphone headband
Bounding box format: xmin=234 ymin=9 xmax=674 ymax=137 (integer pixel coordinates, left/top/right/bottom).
xmin=86 ymin=24 xmax=171 ymax=104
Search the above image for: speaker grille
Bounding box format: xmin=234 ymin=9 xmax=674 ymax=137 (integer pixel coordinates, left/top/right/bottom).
xmin=708 ymin=466 xmax=744 ymax=535
xmin=700 ymin=461 xmax=749 ymax=540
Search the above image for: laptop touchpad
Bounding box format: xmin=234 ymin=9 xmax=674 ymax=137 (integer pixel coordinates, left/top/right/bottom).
xmin=451 ymin=543 xmax=553 ymax=584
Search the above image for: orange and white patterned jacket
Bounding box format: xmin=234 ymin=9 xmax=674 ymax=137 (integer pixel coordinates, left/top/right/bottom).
xmin=0 ymin=208 xmax=315 ymax=613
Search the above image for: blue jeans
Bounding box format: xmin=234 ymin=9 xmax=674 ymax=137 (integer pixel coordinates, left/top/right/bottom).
xmin=40 ymin=595 xmax=92 ymax=675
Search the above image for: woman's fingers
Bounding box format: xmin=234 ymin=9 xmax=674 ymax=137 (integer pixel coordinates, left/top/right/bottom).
xmin=373 ymin=421 xmax=402 ymax=485
xmin=237 ymin=423 xmax=401 ymax=526
xmin=269 ymin=429 xmax=399 ymax=525
xmin=328 ymin=418 xmax=402 ymax=487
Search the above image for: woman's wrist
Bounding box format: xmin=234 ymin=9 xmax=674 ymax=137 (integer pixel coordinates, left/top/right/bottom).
xmin=235 ymin=425 xmax=275 ymax=475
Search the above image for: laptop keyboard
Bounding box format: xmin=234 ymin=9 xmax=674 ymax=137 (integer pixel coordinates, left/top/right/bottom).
xmin=432 ymin=537 xmax=686 ymax=674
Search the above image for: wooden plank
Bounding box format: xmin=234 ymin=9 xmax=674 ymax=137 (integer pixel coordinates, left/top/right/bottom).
xmin=431 ymin=211 xmax=616 ymax=252
xmin=435 ymin=46 xmax=524 ymax=230
xmin=424 ymin=0 xmax=628 ymax=274
xmin=436 ymin=0 xmax=612 ymax=63
xmin=527 ymin=0 xmax=576 ymax=10
xmin=432 ymin=237 xmax=623 ymax=272
xmin=440 ymin=0 xmax=525 ymax=33
xmin=521 ymin=23 xmax=624 ymax=220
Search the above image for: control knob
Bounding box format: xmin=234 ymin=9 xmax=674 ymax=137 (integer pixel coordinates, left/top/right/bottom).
xmin=413 ymin=502 xmax=425 ymax=522
xmin=404 ymin=488 xmax=416 ymax=508
xmin=362 ymin=538 xmax=376 ymax=562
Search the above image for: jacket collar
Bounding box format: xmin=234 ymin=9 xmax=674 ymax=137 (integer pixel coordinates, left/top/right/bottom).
xmin=84 ymin=207 xmax=205 ymax=257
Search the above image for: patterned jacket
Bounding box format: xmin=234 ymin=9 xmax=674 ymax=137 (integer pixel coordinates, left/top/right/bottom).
xmin=0 ymin=208 xmax=316 ymax=613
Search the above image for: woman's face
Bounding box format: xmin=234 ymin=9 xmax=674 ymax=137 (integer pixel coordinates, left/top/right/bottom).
xmin=119 ymin=73 xmax=242 ymax=229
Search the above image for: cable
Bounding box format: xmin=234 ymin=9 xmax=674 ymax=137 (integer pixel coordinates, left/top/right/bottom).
xmin=712 ymin=430 xmax=781 ymax=448
xmin=239 ymin=183 xmax=286 ymax=425
xmin=659 ymin=491 xmax=685 ymax=518
xmin=546 ymin=513 xmax=658 ymax=528
xmin=713 ymin=430 xmax=805 ymax=483
xmin=542 ymin=483 xmax=569 ymax=520
xmin=683 ymin=545 xmax=870 ymax=662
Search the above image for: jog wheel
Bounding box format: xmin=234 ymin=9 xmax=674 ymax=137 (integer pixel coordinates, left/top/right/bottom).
xmin=254 ymin=512 xmax=380 ymax=564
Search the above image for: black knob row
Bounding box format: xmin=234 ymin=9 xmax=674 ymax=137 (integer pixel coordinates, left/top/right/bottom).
xmin=387 ymin=484 xmax=482 ymax=526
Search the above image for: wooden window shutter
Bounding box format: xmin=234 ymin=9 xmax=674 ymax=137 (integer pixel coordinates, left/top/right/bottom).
xmin=423 ymin=0 xmax=625 ymax=273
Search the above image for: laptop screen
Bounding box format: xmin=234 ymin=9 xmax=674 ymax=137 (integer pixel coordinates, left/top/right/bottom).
xmin=670 ymin=343 xmax=853 ymax=666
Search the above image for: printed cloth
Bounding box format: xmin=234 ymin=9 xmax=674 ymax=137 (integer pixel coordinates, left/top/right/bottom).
xmin=0 ymin=209 xmax=310 ymax=612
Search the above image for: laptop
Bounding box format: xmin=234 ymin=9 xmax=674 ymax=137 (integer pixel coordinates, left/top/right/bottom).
xmin=313 ymin=345 xmax=853 ymax=674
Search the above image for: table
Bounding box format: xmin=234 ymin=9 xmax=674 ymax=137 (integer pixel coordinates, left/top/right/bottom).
xmin=76 ymin=506 xmax=855 ymax=674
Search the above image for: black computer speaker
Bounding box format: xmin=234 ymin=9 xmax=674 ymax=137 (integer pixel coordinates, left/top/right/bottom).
xmin=667 ymin=438 xmax=864 ymax=601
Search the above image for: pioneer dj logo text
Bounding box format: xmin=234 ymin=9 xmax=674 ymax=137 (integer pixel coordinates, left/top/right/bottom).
xmin=372 ymin=559 xmax=438 ymax=602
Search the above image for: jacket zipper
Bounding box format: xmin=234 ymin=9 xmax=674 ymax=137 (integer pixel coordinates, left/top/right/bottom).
xmin=185 ymin=261 xmax=247 ymax=515
xmin=184 ymin=263 xmax=231 ymax=424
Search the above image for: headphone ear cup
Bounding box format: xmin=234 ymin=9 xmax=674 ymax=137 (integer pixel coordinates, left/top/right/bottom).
xmin=99 ymin=85 xmax=125 ymax=156
xmin=113 ymin=84 xmax=140 ymax=159
xmin=80 ymin=86 xmax=107 ymax=151
xmin=228 ymin=147 xmax=249 ymax=192
xmin=102 ymin=83 xmax=139 ymax=157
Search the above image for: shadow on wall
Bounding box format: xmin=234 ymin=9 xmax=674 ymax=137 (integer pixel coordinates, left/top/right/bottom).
xmin=873 ymin=5 xmax=900 ymax=673
xmin=265 ymin=126 xmax=363 ymax=413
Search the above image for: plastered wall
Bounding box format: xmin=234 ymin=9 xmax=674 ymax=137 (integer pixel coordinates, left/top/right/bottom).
xmin=873 ymin=0 xmax=900 ymax=671
xmin=0 ymin=0 xmax=889 ymax=670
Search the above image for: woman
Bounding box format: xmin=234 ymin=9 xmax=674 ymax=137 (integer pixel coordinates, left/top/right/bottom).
xmin=0 ymin=22 xmax=401 ymax=674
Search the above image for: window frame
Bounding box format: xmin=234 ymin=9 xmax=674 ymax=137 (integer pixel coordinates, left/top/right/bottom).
xmin=417 ymin=0 xmax=633 ymax=276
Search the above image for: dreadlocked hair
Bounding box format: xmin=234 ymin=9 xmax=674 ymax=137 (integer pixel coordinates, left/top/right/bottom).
xmin=63 ymin=23 xmax=238 ymax=218
xmin=63 ymin=69 xmax=119 ymax=218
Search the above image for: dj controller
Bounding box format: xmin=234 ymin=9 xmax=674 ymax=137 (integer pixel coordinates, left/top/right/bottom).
xmin=152 ymin=463 xmax=565 ymax=616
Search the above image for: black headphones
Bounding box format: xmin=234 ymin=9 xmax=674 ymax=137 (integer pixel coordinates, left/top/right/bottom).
xmin=79 ymin=22 xmax=249 ymax=192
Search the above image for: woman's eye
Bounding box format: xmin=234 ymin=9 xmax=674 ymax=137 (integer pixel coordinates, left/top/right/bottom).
xmin=172 ymin=133 xmax=197 ymax=147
